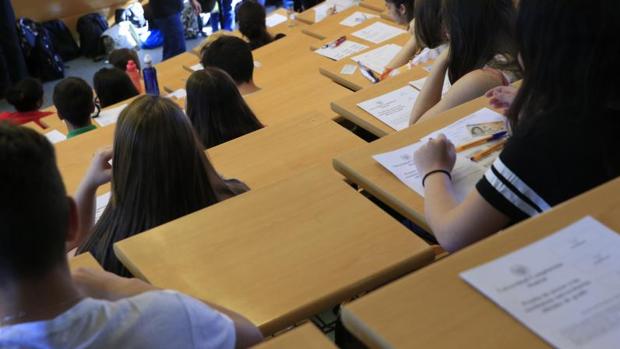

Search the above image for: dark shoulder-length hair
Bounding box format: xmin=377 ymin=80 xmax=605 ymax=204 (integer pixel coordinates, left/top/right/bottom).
xmin=442 ymin=0 xmax=517 ymax=83
xmin=186 ymin=67 xmax=263 ymax=148
xmin=78 ymin=96 xmax=225 ymax=276
xmin=237 ymin=0 xmax=273 ymax=50
xmin=414 ymin=0 xmax=444 ymax=49
xmin=93 ymin=67 xmax=139 ymax=108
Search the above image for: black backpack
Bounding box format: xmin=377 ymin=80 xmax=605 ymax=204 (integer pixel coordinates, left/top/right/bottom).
xmin=77 ymin=13 xmax=109 ymax=59
xmin=42 ymin=20 xmax=80 ymax=61
xmin=15 ymin=18 xmax=65 ymax=82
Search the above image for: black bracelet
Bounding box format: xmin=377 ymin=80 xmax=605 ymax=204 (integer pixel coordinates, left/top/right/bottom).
xmin=422 ymin=170 xmax=452 ymax=187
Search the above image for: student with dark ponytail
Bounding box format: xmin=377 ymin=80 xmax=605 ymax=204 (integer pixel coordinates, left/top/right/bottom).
xmin=236 ymin=0 xmax=285 ymax=50
xmin=412 ymin=0 xmax=620 ymax=252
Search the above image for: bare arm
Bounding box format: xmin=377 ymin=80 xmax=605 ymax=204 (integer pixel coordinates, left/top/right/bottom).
xmin=414 ymin=69 xmax=505 ymax=124
xmin=410 ymin=48 xmax=450 ymax=124
xmin=72 ymin=268 xmax=263 ymax=348
xmin=386 ymin=36 xmax=418 ymax=71
xmin=414 ymin=135 xmax=510 ymax=252
xmin=67 ymin=147 xmax=113 ymax=251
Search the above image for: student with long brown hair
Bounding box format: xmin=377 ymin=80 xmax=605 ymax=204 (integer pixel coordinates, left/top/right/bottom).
xmin=186 ymin=67 xmax=263 ymax=148
xmin=74 ymin=96 xmax=248 ymax=276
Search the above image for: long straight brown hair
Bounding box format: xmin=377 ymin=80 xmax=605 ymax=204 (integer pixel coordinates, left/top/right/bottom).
xmin=78 ymin=96 xmax=232 ymax=276
xmin=186 ymin=67 xmax=263 ymax=148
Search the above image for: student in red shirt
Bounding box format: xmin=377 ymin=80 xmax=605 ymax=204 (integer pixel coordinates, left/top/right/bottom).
xmin=0 ymin=78 xmax=53 ymax=127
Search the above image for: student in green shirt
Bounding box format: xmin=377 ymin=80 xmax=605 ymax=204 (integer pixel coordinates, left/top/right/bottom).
xmin=53 ymin=77 xmax=97 ymax=139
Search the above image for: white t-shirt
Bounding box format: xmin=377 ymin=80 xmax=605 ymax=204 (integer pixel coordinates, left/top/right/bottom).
xmin=0 ymin=290 xmax=235 ymax=349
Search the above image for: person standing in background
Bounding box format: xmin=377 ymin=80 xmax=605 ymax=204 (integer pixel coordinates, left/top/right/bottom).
xmin=150 ymin=0 xmax=202 ymax=60
xmin=0 ymin=0 xmax=29 ymax=98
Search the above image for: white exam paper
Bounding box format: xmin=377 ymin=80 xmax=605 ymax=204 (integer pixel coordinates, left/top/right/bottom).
xmin=422 ymin=108 xmax=506 ymax=168
xmin=373 ymin=142 xmax=486 ymax=201
xmin=357 ymin=85 xmax=419 ymax=131
xmin=351 ymin=22 xmax=407 ymax=44
xmin=461 ymin=216 xmax=620 ymax=349
xmin=351 ymin=43 xmax=402 ymax=73
xmin=167 ymin=88 xmax=187 ymax=99
xmin=95 ymin=104 xmax=127 ymax=127
xmin=339 ymin=11 xmax=378 ymax=27
xmin=409 ymin=74 xmax=451 ymax=95
xmin=95 ymin=192 xmax=111 ymax=223
xmin=44 ymin=129 xmax=66 ymax=144
xmin=315 ymin=40 xmax=368 ymax=61
xmin=266 ymin=13 xmax=288 ymax=27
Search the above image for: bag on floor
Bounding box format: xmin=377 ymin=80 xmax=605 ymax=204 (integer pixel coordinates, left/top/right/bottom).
xmin=102 ymin=21 xmax=142 ymax=54
xmin=16 ymin=17 xmax=65 ymax=82
xmin=115 ymin=3 xmax=148 ymax=29
xmin=182 ymin=2 xmax=201 ymax=39
xmin=42 ymin=19 xmax=80 ymax=61
xmin=77 ymin=13 xmax=109 ymax=59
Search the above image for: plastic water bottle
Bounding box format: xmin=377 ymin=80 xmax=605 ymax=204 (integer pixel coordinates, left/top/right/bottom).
xmin=126 ymin=60 xmax=143 ymax=93
xmin=142 ymin=55 xmax=160 ymax=96
xmin=287 ymin=9 xmax=296 ymax=27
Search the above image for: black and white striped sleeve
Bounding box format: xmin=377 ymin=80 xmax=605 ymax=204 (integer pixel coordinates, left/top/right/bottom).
xmin=476 ymin=156 xmax=552 ymax=222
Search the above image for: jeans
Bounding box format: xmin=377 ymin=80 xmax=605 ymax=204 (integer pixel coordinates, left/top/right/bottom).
xmin=216 ymin=0 xmax=233 ymax=31
xmin=155 ymin=13 xmax=186 ymax=60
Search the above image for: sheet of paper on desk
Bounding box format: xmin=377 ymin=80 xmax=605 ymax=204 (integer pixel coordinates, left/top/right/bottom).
xmin=95 ymin=192 xmax=111 ymax=223
xmin=351 ymin=22 xmax=407 ymax=44
xmin=95 ymin=103 xmax=127 ymax=127
xmin=460 ymin=216 xmax=620 ymax=349
xmin=167 ymin=88 xmax=187 ymax=100
xmin=315 ymin=40 xmax=369 ymax=60
xmin=339 ymin=11 xmax=378 ymax=27
xmin=190 ymin=63 xmax=203 ymax=72
xmin=266 ymin=13 xmax=287 ymax=27
xmin=357 ymin=85 xmax=419 ymax=131
xmin=351 ymin=43 xmax=402 ymax=73
xmin=373 ymin=143 xmax=487 ymax=201
xmin=422 ymin=108 xmax=507 ymax=168
xmin=409 ymin=74 xmax=451 ymax=95
xmin=44 ymin=129 xmax=66 ymax=144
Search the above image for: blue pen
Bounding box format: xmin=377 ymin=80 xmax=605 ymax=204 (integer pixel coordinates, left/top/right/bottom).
xmin=456 ymin=130 xmax=508 ymax=152
xmin=357 ymin=62 xmax=380 ymax=83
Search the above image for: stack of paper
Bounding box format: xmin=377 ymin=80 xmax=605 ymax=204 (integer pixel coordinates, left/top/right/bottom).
xmin=315 ymin=40 xmax=369 ymax=61
xmin=351 ymin=22 xmax=407 ymax=44
xmin=95 ymin=103 xmax=128 ymax=127
xmin=422 ymin=108 xmax=506 ymax=168
xmin=339 ymin=11 xmax=378 ymax=27
xmin=357 ymin=85 xmax=419 ymax=131
xmin=266 ymin=13 xmax=288 ymax=27
xmin=373 ymin=142 xmax=487 ymax=202
xmin=461 ymin=216 xmax=620 ymax=349
xmin=351 ymin=43 xmax=402 ymax=73
xmin=44 ymin=130 xmax=66 ymax=144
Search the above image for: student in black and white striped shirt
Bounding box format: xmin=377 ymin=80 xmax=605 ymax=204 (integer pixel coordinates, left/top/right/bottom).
xmin=412 ymin=0 xmax=620 ymax=252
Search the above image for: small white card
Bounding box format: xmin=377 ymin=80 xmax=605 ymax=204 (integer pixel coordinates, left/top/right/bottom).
xmin=339 ymin=11 xmax=378 ymax=27
xmin=266 ymin=13 xmax=288 ymax=27
xmin=166 ymin=88 xmax=187 ymax=100
xmin=357 ymin=85 xmax=419 ymax=131
xmin=315 ymin=40 xmax=368 ymax=61
xmin=95 ymin=104 xmax=127 ymax=127
xmin=340 ymin=64 xmax=357 ymax=75
xmin=44 ymin=129 xmax=66 ymax=144
xmin=351 ymin=22 xmax=407 ymax=44
xmin=351 ymin=43 xmax=402 ymax=74
xmin=190 ymin=63 xmax=203 ymax=72
xmin=461 ymin=216 xmax=620 ymax=349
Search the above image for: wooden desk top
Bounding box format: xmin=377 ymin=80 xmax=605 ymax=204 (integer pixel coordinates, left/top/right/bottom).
xmin=332 ymin=95 xmax=499 ymax=230
xmin=331 ymin=67 xmax=428 ymax=137
xmin=252 ymin=323 xmax=336 ymax=348
xmin=360 ymin=0 xmax=386 ymax=12
xmin=317 ymin=25 xmax=410 ymax=91
xmin=208 ymin=111 xmax=366 ymax=189
xmin=341 ymin=176 xmax=620 ymax=349
xmin=301 ymin=6 xmax=382 ymax=40
xmin=68 ymin=252 xmax=103 ymax=271
xmin=114 ymin=166 xmax=434 ymax=336
xmin=54 ymin=110 xmax=362 ymax=195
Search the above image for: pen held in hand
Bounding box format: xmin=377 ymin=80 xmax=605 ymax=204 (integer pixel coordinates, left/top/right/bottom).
xmin=470 ymin=138 xmax=508 ymax=162
xmin=456 ymin=130 xmax=508 ymax=153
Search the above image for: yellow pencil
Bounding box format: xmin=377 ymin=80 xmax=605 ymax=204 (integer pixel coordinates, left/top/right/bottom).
xmin=470 ymin=138 xmax=508 ymax=162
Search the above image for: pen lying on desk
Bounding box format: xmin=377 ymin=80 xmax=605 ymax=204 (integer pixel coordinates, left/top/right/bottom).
xmin=470 ymin=138 xmax=508 ymax=162
xmin=357 ymin=62 xmax=380 ymax=83
xmin=321 ymin=36 xmax=346 ymax=49
xmin=456 ymin=130 xmax=508 ymax=152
